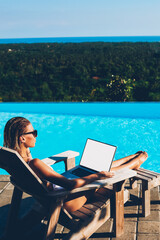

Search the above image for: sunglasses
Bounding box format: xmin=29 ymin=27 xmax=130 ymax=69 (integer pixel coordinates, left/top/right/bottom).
xmin=23 ymin=130 xmax=38 ymax=138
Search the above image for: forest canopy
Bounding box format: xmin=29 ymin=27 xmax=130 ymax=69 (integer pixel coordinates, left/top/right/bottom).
xmin=0 ymin=42 xmax=160 ymax=102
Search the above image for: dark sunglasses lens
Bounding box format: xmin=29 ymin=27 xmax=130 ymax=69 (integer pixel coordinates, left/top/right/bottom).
xmin=33 ymin=130 xmax=37 ymax=137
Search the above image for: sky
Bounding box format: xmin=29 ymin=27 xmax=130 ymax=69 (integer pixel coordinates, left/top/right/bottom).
xmin=0 ymin=0 xmax=160 ymax=39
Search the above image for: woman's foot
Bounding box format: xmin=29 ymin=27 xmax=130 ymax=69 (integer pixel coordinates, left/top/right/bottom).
xmin=135 ymin=151 xmax=144 ymax=155
xmin=135 ymin=151 xmax=148 ymax=169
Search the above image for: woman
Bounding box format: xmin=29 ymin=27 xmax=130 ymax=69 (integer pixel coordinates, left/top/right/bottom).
xmin=3 ymin=117 xmax=148 ymax=212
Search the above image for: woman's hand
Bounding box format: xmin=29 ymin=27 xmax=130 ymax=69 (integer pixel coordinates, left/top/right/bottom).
xmin=97 ymin=171 xmax=114 ymax=179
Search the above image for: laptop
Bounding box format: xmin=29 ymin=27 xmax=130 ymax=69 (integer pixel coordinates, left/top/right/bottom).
xmin=62 ymin=138 xmax=117 ymax=179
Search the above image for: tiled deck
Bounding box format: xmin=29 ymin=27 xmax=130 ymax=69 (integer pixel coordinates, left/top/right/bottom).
xmin=0 ymin=175 xmax=159 ymax=240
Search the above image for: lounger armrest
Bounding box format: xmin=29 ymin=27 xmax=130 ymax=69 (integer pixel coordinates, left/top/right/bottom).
xmin=41 ymin=150 xmax=79 ymax=170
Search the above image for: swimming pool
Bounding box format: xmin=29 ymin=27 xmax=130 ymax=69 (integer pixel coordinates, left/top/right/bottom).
xmin=0 ymin=102 xmax=160 ymax=174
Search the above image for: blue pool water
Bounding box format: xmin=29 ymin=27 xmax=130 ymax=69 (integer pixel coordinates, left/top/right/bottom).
xmin=0 ymin=103 xmax=160 ymax=174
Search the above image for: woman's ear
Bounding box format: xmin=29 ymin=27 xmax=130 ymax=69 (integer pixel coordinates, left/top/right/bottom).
xmin=19 ymin=135 xmax=25 ymax=143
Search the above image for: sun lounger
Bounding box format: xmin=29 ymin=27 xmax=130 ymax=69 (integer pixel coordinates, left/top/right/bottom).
xmin=0 ymin=147 xmax=136 ymax=239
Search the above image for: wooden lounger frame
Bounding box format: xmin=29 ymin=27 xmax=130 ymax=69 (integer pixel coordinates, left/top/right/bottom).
xmin=0 ymin=147 xmax=137 ymax=239
xmin=130 ymin=168 xmax=160 ymax=217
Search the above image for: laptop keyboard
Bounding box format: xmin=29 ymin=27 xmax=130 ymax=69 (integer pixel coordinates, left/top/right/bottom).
xmin=71 ymin=168 xmax=93 ymax=177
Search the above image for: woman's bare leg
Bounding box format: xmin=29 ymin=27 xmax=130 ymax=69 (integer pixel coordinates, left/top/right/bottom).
xmin=63 ymin=195 xmax=88 ymax=212
xmin=111 ymin=151 xmax=143 ymax=168
xmin=111 ymin=151 xmax=148 ymax=171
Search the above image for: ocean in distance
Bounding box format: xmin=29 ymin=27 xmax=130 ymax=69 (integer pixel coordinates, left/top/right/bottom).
xmin=0 ymin=36 xmax=160 ymax=44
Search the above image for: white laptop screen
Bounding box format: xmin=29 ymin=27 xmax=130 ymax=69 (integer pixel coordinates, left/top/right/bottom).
xmin=80 ymin=139 xmax=117 ymax=172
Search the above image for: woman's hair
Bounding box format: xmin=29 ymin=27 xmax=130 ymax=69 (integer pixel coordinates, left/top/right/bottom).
xmin=3 ymin=117 xmax=30 ymax=153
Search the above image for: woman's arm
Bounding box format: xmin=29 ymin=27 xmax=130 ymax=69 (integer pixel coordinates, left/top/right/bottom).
xmin=29 ymin=158 xmax=114 ymax=190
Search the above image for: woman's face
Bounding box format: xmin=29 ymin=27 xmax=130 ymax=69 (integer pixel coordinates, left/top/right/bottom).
xmin=22 ymin=123 xmax=37 ymax=148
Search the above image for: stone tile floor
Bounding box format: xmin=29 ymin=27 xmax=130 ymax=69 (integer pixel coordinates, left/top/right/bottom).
xmin=0 ymin=175 xmax=159 ymax=240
